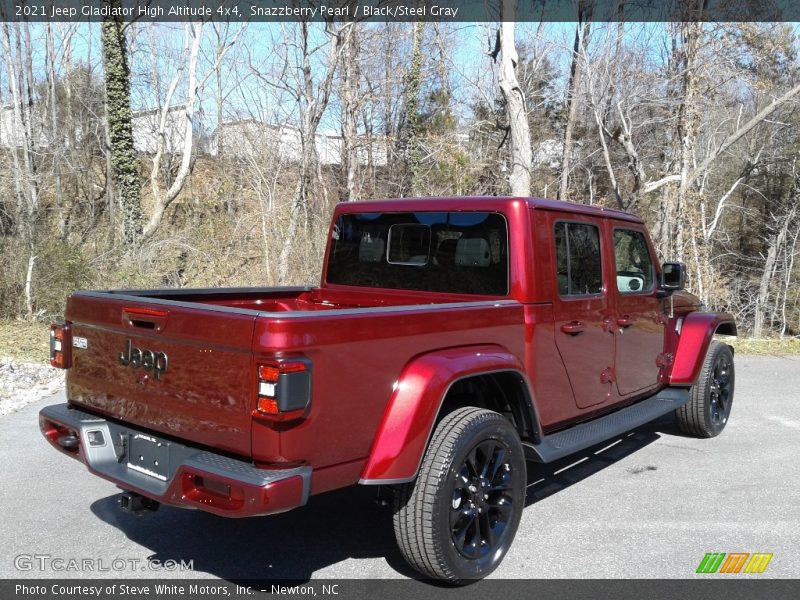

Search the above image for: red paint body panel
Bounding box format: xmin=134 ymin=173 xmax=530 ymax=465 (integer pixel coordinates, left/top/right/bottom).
xmin=65 ymin=294 xmax=258 ymax=457
xmin=669 ymin=312 xmax=737 ymax=384
xmin=360 ymin=345 xmax=525 ymax=482
xmin=547 ymin=211 xmax=617 ymax=409
xmin=50 ymin=196 xmax=734 ymax=507
xmin=252 ymin=301 xmax=526 ymax=474
xmin=609 ymin=223 xmax=666 ymax=395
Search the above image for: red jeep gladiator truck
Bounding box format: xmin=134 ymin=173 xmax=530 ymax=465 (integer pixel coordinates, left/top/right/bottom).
xmin=40 ymin=197 xmax=736 ymax=582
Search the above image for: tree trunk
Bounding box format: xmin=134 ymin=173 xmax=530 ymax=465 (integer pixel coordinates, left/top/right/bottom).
xmin=277 ymin=20 xmax=351 ymax=283
xmin=0 ymin=24 xmax=27 ymax=227
xmin=46 ymin=23 xmax=67 ymax=238
xmin=1 ymin=23 xmax=40 ymax=247
xmin=559 ymin=5 xmax=592 ymax=201
xmin=142 ymin=22 xmax=203 ymax=241
xmin=340 ymin=23 xmax=360 ymax=202
xmin=24 ymin=254 xmax=36 ymax=320
xmin=101 ymin=6 xmax=142 ymax=245
xmin=498 ymin=1 xmax=531 ymax=197
xmin=404 ymin=21 xmax=424 ymax=197
xmin=754 ymin=203 xmax=798 ymax=338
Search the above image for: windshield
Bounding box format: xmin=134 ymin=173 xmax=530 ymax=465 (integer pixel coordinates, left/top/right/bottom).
xmin=325 ymin=211 xmax=508 ymax=296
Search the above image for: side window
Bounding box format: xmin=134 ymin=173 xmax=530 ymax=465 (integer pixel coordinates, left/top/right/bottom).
xmin=613 ymin=229 xmax=655 ymax=293
xmin=554 ymin=222 xmax=603 ymax=296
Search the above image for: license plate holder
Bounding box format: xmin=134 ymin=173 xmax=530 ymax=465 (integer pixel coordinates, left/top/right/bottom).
xmin=127 ymin=433 xmax=170 ymax=481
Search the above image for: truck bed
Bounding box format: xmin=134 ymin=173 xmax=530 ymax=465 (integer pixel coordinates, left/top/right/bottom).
xmin=64 ymin=286 xmax=525 ymax=489
xmin=98 ymin=285 xmax=498 ymax=312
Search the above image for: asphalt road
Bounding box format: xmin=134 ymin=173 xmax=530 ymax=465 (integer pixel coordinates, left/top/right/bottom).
xmin=1 ymin=355 xmax=798 ymax=581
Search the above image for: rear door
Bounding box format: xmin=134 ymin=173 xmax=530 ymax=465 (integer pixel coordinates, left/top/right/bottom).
xmin=65 ymin=293 xmax=258 ymax=457
xmin=550 ymin=216 xmax=616 ymax=409
xmin=611 ymin=226 xmax=664 ymax=395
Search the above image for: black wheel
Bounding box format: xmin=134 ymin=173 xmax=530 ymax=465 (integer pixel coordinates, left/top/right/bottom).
xmin=676 ymin=341 xmax=735 ymax=437
xmin=392 ymin=407 xmax=526 ymax=583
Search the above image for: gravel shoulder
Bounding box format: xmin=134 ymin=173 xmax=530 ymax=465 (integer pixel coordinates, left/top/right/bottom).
xmin=0 ymin=357 xmax=64 ymax=416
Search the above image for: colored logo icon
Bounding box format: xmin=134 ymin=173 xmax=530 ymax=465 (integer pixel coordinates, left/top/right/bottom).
xmin=696 ymin=552 xmax=773 ymax=574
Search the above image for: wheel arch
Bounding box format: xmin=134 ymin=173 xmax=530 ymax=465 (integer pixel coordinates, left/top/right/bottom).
xmin=359 ymin=345 xmax=539 ymax=485
xmin=670 ymin=312 xmax=737 ymax=385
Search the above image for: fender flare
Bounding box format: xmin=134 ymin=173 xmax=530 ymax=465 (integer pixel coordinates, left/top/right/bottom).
xmin=669 ymin=312 xmax=737 ymax=385
xmin=359 ymin=344 xmax=535 ymax=485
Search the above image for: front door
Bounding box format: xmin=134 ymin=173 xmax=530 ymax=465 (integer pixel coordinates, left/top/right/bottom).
xmin=551 ymin=218 xmax=616 ymax=409
xmin=611 ymin=226 xmax=664 ymax=395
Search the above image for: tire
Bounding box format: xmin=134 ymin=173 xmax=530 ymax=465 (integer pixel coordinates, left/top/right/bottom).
xmin=392 ymin=407 xmax=526 ymax=583
xmin=676 ymin=341 xmax=735 ymax=438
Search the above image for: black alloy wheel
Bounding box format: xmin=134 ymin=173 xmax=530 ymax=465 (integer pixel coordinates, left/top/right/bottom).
xmin=676 ymin=341 xmax=735 ymax=437
xmin=449 ymin=439 xmax=515 ymax=560
xmin=393 ymin=407 xmax=526 ymax=583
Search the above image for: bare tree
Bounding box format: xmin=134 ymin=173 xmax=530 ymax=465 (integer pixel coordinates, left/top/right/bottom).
xmin=1 ymin=22 xmax=41 ymax=317
xmin=262 ymin=18 xmax=354 ymax=283
xmin=496 ymin=0 xmax=532 ymax=196
xmin=141 ymin=23 xmax=203 ymax=241
xmin=340 ymin=22 xmax=362 ymax=201
xmin=559 ymin=1 xmax=592 ymax=201
xmin=753 ymin=188 xmax=799 ymax=338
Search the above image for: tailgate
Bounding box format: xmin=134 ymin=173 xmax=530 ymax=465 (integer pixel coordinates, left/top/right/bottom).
xmin=64 ymin=293 xmax=258 ymax=457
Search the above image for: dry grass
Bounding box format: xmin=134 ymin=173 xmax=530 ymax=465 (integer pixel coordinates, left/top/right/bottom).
xmin=0 ymin=320 xmax=50 ymax=364
xmin=723 ymin=336 xmax=800 ymax=356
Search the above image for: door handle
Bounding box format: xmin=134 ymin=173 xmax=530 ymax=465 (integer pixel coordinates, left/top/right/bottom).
xmin=617 ymin=315 xmax=634 ymax=328
xmin=560 ymin=321 xmax=585 ymax=336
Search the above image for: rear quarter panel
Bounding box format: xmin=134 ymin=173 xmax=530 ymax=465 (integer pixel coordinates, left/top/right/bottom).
xmin=251 ymin=302 xmax=526 ymax=491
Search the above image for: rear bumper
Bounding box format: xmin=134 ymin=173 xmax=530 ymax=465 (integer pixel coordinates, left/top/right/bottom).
xmin=39 ymin=403 xmax=310 ymax=517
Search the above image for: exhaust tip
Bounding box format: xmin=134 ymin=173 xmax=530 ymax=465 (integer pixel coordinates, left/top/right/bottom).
xmin=57 ymin=434 xmax=79 ymax=450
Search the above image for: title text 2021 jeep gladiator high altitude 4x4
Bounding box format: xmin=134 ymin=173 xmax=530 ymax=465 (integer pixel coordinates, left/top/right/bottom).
xmin=40 ymin=197 xmax=736 ymax=582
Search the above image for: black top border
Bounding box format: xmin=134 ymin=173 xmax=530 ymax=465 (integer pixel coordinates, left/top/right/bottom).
xmin=0 ymin=0 xmax=794 ymax=23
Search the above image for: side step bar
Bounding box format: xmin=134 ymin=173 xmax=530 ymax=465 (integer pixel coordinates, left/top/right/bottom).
xmin=524 ymin=387 xmax=690 ymax=463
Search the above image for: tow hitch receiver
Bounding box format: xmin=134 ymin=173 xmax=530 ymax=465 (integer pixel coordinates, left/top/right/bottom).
xmin=118 ymin=491 xmax=160 ymax=515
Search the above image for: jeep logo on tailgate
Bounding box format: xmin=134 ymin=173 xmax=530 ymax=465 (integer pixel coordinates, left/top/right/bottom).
xmin=118 ymin=339 xmax=168 ymax=379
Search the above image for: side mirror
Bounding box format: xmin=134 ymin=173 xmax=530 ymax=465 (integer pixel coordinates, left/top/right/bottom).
xmin=661 ymin=262 xmax=686 ymax=291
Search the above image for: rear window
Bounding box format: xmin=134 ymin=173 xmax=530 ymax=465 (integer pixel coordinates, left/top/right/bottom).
xmin=326 ymin=211 xmax=509 ymax=295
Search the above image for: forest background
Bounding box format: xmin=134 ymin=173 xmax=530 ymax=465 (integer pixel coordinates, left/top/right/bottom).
xmin=2 ymin=4 xmax=800 ymax=361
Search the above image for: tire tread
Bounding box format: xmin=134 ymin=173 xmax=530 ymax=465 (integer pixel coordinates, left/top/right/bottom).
xmin=676 ymin=340 xmax=733 ymax=438
xmin=392 ymin=407 xmax=519 ymax=582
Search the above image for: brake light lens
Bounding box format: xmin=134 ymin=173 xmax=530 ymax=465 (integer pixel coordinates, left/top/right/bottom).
xmin=258 ymin=365 xmax=281 ymax=382
xmin=50 ymin=322 xmax=72 ymax=369
xmin=255 ymin=359 xmax=311 ymax=419
xmin=257 ymin=396 xmax=279 ymax=414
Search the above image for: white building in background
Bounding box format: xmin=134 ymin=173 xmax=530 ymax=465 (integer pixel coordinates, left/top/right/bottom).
xmin=0 ymin=104 xmax=51 ymax=149
xmin=1 ymin=104 xmax=388 ymax=167
xmin=213 ymin=121 xmax=302 ymax=161
xmin=0 ymin=105 xmax=23 ymax=148
xmin=213 ymin=119 xmax=388 ymax=167
xmin=0 ymin=102 xmax=191 ymax=155
xmin=131 ymin=105 xmax=188 ymax=154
